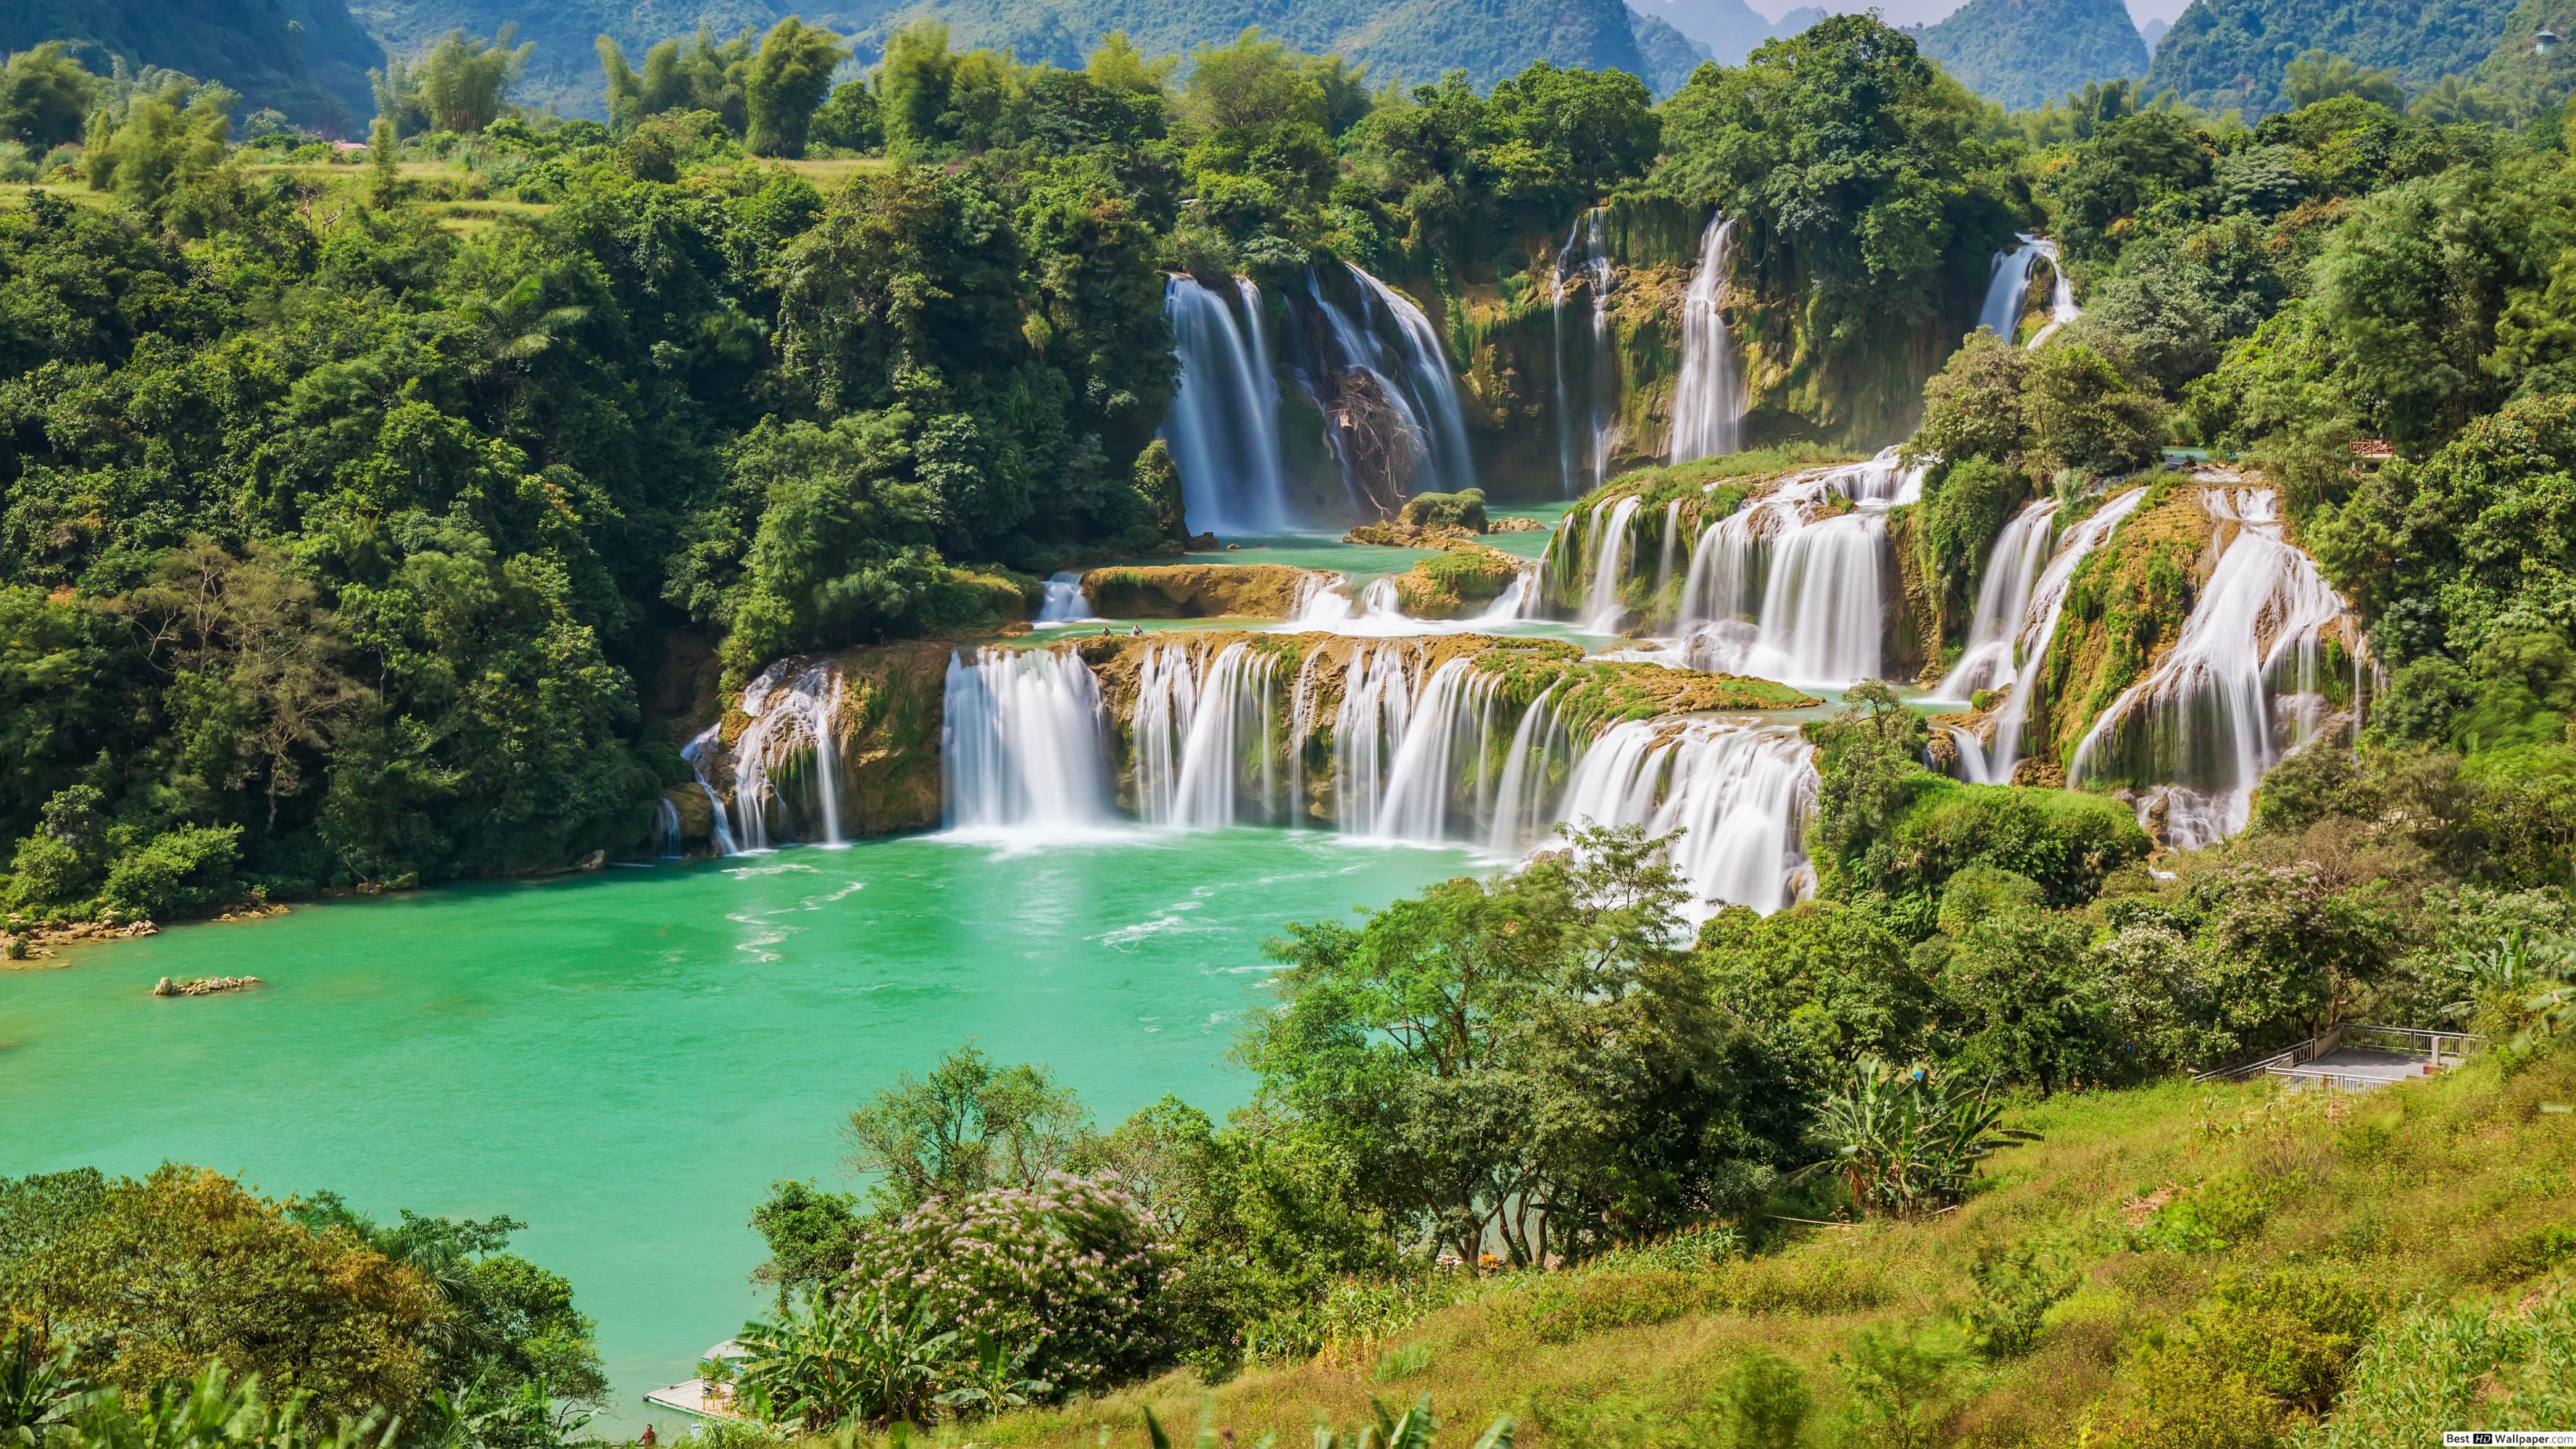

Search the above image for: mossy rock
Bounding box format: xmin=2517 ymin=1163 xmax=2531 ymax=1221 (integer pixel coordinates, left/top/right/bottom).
xmin=1079 ymin=564 xmax=1332 ymax=619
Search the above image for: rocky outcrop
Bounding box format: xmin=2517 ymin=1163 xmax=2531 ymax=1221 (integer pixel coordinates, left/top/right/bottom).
xmin=1079 ymin=565 xmax=1333 ymax=620
xmin=153 ymin=975 xmax=260 ymax=997
xmin=1384 ymin=543 xmax=1529 ymax=619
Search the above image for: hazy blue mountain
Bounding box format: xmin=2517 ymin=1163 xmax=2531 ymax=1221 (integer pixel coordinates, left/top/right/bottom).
xmin=1634 ymin=0 xmax=1777 ymax=62
xmin=6 ymin=0 xmax=383 ymax=133
xmin=2140 ymin=14 xmax=2169 ymax=49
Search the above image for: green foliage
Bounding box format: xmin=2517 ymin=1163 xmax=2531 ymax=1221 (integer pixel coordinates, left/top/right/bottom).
xmin=842 ymin=1044 xmax=1092 ymax=1213
xmin=741 ymin=20 xmax=847 ymax=159
xmin=2025 ymin=340 xmax=2167 ymax=473
xmin=1792 ymin=1058 xmax=2039 ymax=1218
xmin=0 ymin=1166 xmax=443 ymax=1424
xmin=1250 ymin=824 xmax=1787 ymax=1270
xmin=1956 ymin=1242 xmax=2077 ymax=1361
xmin=1396 ymin=489 xmax=1487 ymax=532
xmin=2113 ymin=1269 xmax=2383 ymax=1445
xmin=1656 ymin=15 xmax=2014 ymax=359
xmin=2145 ymin=0 xmax=2518 ymax=117
xmin=747 ymin=1182 xmax=863 ymax=1308
xmin=384 ymin=30 xmax=532 ymax=137
xmin=2302 ymin=1284 xmax=2576 ymax=1444
xmin=841 ymin=1173 xmax=1171 ymax=1401
xmin=0 ymin=43 xmax=96 ymax=151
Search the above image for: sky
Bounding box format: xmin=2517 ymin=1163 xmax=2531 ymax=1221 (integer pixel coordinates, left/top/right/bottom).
xmin=1740 ymin=0 xmax=2197 ymax=28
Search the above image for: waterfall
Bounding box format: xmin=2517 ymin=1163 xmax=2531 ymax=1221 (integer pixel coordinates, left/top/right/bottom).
xmin=1554 ymin=207 xmax=1616 ymax=495
xmin=1367 ymin=657 xmax=1506 ymax=842
xmin=1940 ymin=725 xmax=1997 ymax=786
xmin=1977 ymin=487 xmax=2148 ymax=781
xmin=1977 ymin=235 xmax=2047 ymax=341
xmin=2027 ymin=241 xmax=2080 ymax=349
xmin=1036 ymin=570 xmax=1094 ymax=624
xmin=1553 ymin=718 xmax=1815 ymax=919
xmin=680 ymin=725 xmax=741 ymax=856
xmin=2068 ymin=489 xmax=2353 ymax=847
xmin=1669 ymin=213 xmax=1744 ymax=464
xmin=1131 ymin=642 xmax=1284 ymax=828
xmin=1484 ymin=682 xmax=1566 ymax=852
xmin=942 ymin=646 xmax=1118 ymax=835
xmin=652 ymin=797 xmax=683 ymax=858
xmin=1671 ymin=450 xmax=1922 ymax=688
xmin=1936 ymin=499 xmax=2059 ymax=701
xmin=1164 ymin=275 xmax=1292 ymax=535
xmin=1282 ymin=569 xmax=1540 ymax=636
xmin=1307 ymin=265 xmax=1473 ymax=498
xmin=1653 ymin=499 xmax=1682 ymax=609
xmin=724 ymin=662 xmax=846 ymax=850
xmin=1582 ymin=494 xmax=1645 ymax=632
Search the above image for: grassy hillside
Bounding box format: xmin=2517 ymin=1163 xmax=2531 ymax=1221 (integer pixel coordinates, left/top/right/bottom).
xmin=1916 ymin=0 xmax=2151 ymax=109
xmin=936 ymin=1042 xmax=2576 ymax=1447
xmin=2 ymin=0 xmax=383 ymax=133
xmin=2144 ymin=0 xmax=2519 ymax=116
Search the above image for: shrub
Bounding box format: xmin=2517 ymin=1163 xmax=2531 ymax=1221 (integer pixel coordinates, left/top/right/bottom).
xmin=841 ymin=1173 xmax=1169 ymax=1398
xmin=99 ymin=824 xmax=241 ymax=921
xmin=1397 ymin=489 xmax=1487 ymax=532
xmin=2116 ymin=1269 xmax=2383 ymax=1445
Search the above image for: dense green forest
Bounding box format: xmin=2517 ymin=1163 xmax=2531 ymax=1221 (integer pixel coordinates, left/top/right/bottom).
xmin=1916 ymin=0 xmax=2150 ymax=109
xmin=2145 ymin=0 xmax=2524 ymax=116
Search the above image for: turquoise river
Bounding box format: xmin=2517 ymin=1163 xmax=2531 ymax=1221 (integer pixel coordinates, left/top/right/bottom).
xmin=0 ymin=828 xmax=1487 ymax=1429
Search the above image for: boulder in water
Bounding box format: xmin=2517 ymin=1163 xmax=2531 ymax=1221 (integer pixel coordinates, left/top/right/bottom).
xmin=153 ymin=975 xmax=262 ymax=997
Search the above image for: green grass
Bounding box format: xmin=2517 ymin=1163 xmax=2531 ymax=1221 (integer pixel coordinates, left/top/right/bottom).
xmin=848 ymin=1040 xmax=2576 ymax=1447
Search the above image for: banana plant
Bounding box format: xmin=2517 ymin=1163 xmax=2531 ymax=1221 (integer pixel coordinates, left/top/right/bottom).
xmin=1793 ymin=1058 xmax=2038 ymax=1218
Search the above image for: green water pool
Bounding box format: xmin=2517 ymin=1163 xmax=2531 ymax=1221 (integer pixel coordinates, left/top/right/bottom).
xmin=0 ymin=829 xmax=1488 ymax=1428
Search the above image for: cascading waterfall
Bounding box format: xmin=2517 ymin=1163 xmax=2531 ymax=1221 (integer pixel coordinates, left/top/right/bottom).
xmin=1362 ymin=657 xmax=1508 ymax=842
xmin=2068 ymin=489 xmax=2355 ymax=847
xmin=1669 ymin=214 xmax=1744 ymax=464
xmin=942 ymin=646 xmax=1118 ymax=834
xmin=1483 ymin=682 xmax=1566 ymax=852
xmin=1974 ymin=487 xmax=2147 ymax=781
xmin=1936 ymin=499 xmax=2060 ymax=700
xmin=1582 ymin=494 xmax=1646 ymax=631
xmin=2027 ymin=241 xmax=2080 ymax=349
xmin=1653 ymin=499 xmax=1682 ymax=603
xmin=680 ymin=725 xmax=741 ymax=856
xmin=1977 ymin=235 xmax=2048 ymax=341
xmin=1307 ymin=265 xmax=1474 ymax=498
xmin=1554 ymin=718 xmax=1816 ymax=918
xmin=725 ymin=663 xmax=847 ymax=850
xmin=1131 ymin=642 xmax=1284 ymax=828
xmin=1671 ymin=450 xmax=1922 ymax=687
xmin=1164 ymin=274 xmax=1292 ymax=534
xmin=1553 ymin=207 xmax=1616 ymax=495
xmin=1036 ymin=570 xmax=1094 ymax=624
xmin=652 ymin=797 xmax=683 ymax=858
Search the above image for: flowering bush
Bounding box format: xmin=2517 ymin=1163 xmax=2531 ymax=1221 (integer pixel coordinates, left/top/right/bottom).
xmin=844 ymin=1172 xmax=1170 ymax=1398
